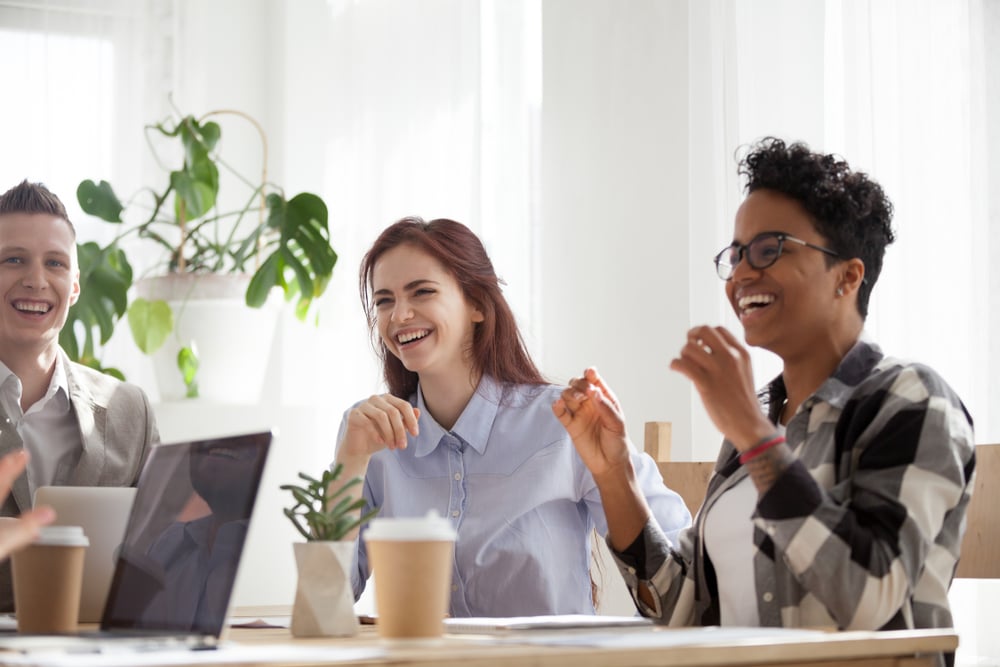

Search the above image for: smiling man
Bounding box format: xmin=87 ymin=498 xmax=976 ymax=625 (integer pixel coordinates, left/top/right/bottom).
xmin=0 ymin=180 xmax=158 ymax=611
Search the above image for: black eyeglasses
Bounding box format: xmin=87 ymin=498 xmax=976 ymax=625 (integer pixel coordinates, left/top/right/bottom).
xmin=714 ymin=232 xmax=840 ymax=280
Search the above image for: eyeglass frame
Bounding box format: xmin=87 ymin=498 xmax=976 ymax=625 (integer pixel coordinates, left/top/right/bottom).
xmin=713 ymin=231 xmax=841 ymax=281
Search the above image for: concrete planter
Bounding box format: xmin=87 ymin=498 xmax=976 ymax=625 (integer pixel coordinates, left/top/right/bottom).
xmin=290 ymin=541 xmax=358 ymax=637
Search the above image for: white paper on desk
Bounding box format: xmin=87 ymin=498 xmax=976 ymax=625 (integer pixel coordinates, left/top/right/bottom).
xmin=0 ymin=644 xmax=386 ymax=667
xmin=444 ymin=614 xmax=653 ymax=634
xmin=508 ymin=625 xmax=826 ymax=648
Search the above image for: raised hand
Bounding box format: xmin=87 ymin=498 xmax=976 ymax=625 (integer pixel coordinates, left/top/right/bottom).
xmin=0 ymin=451 xmax=54 ymax=560
xmin=552 ymin=367 xmax=632 ymax=480
xmin=669 ymin=325 xmax=774 ymax=451
xmin=338 ymin=394 xmax=422 ymax=461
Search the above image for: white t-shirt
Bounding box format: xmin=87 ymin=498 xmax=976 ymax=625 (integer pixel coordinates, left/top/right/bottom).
xmin=703 ymin=471 xmax=761 ymax=626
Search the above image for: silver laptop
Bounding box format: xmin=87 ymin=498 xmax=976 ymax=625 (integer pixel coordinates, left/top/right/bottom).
xmin=32 ymin=486 xmax=136 ymax=623
xmin=4 ymin=430 xmax=272 ymax=653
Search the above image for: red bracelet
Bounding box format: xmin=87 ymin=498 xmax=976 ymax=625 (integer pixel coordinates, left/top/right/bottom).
xmin=738 ymin=435 xmax=786 ymax=465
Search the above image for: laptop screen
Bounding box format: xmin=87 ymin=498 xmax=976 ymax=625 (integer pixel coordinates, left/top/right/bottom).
xmin=100 ymin=431 xmax=272 ymax=635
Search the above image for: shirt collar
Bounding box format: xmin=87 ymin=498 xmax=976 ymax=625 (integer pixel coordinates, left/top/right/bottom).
xmin=767 ymin=333 xmax=884 ymax=413
xmin=0 ymin=352 xmax=71 ymax=415
xmin=49 ymin=351 xmax=71 ymax=409
xmin=413 ymin=375 xmax=503 ymax=457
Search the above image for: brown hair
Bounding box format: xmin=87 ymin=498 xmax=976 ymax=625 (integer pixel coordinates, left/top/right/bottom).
xmin=0 ymin=180 xmax=76 ymax=238
xmin=360 ymin=217 xmax=544 ymax=398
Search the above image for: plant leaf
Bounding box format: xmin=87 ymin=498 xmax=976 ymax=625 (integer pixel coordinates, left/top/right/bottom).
xmin=127 ymin=298 xmax=173 ymax=354
xmin=61 ymin=242 xmax=132 ymax=376
xmin=251 ymin=192 xmax=336 ymax=317
xmin=280 ymin=468 xmax=376 ymax=542
xmin=76 ymin=180 xmax=124 ymax=223
xmin=171 ymin=164 xmax=218 ymax=221
xmin=177 ymin=345 xmax=199 ymax=398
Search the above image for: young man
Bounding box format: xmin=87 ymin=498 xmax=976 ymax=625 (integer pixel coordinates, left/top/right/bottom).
xmin=0 ymin=180 xmax=158 ymax=611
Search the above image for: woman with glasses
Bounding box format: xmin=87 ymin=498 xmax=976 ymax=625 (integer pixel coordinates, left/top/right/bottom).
xmin=330 ymin=217 xmax=691 ymax=617
xmin=553 ymin=138 xmax=974 ymax=660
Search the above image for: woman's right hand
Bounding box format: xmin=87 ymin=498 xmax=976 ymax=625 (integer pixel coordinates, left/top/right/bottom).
xmin=552 ymin=367 xmax=632 ymax=481
xmin=337 ymin=394 xmax=422 ymax=461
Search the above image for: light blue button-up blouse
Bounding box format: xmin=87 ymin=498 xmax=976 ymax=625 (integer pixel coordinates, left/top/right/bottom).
xmin=338 ymin=375 xmax=690 ymax=617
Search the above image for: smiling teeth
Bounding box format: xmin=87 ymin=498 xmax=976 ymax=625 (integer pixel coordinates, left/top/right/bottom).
xmin=738 ymin=294 xmax=775 ymax=311
xmin=397 ymin=330 xmax=429 ymax=344
xmin=14 ymin=301 xmax=50 ymax=313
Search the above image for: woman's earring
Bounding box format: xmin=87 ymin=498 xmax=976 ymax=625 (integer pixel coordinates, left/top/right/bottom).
xmin=836 ymin=287 xmax=845 ymax=297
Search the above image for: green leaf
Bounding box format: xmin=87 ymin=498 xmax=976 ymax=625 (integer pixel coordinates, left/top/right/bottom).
xmin=76 ymin=180 xmax=124 ymax=223
xmin=171 ymin=163 xmax=218 ymax=220
xmin=251 ymin=192 xmax=336 ymax=316
xmin=127 ymin=298 xmax=173 ymax=354
xmin=61 ymin=242 xmax=132 ymax=376
xmin=245 ymin=253 xmax=281 ymax=308
xmin=280 ymin=465 xmax=377 ymax=541
xmin=177 ymin=345 xmax=199 ymax=398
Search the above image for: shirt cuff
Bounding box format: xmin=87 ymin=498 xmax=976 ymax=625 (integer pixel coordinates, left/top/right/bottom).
xmin=608 ymin=517 xmax=672 ymax=580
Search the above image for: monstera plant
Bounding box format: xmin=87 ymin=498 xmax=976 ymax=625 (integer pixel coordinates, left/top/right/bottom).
xmin=63 ymin=106 xmax=337 ymax=396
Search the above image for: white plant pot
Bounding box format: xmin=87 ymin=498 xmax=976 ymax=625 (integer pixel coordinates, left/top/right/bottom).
xmin=135 ymin=275 xmax=279 ymax=404
xmin=291 ymin=541 xmax=358 ymax=637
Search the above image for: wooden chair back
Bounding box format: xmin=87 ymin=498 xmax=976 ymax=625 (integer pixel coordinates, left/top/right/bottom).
xmin=643 ymin=422 xmax=714 ymax=517
xmin=956 ymin=443 xmax=999 ymax=579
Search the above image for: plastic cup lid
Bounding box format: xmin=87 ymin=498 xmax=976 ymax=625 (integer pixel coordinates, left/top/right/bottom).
xmin=364 ymin=510 xmax=456 ymax=541
xmin=34 ymin=526 xmax=89 ymax=547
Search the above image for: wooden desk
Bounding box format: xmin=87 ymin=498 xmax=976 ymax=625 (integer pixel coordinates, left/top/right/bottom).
xmin=225 ymin=625 xmax=956 ymax=667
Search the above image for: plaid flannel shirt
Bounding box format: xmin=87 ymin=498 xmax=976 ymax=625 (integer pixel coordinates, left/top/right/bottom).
xmin=612 ymin=339 xmax=975 ymax=657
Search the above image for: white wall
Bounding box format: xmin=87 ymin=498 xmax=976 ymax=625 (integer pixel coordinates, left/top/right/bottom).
xmin=538 ymin=0 xmax=704 ymax=458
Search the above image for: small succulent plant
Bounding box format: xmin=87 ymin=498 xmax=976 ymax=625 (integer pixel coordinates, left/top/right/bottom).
xmin=280 ymin=463 xmax=378 ymax=541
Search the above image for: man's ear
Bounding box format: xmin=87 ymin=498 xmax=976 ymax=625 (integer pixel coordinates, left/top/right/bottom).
xmin=69 ymin=270 xmax=81 ymax=307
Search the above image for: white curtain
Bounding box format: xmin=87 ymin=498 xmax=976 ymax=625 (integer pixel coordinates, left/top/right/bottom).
xmin=0 ymin=0 xmax=171 ymax=242
xmin=278 ymin=0 xmax=542 ymax=457
xmin=690 ymin=0 xmax=996 ymax=446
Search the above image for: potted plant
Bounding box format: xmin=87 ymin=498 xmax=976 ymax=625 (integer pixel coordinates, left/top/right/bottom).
xmin=65 ymin=103 xmax=337 ymax=401
xmin=280 ymin=464 xmax=377 ymax=637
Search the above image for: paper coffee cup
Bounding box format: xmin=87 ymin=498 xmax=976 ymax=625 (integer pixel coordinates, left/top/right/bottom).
xmin=364 ymin=512 xmax=456 ymax=639
xmin=12 ymin=526 xmax=89 ymax=634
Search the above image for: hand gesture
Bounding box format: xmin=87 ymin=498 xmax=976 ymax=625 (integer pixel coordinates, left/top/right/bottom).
xmin=338 ymin=394 xmax=422 ymax=462
xmin=669 ymin=325 xmax=774 ymax=451
xmin=0 ymin=451 xmax=55 ymax=560
xmin=552 ymin=368 xmax=632 ymax=480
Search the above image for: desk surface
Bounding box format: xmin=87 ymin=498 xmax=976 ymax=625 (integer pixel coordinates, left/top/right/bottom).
xmin=224 ymin=625 xmax=957 ymax=667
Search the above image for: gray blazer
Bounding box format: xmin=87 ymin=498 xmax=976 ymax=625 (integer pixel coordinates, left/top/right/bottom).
xmin=0 ymin=356 xmax=158 ymax=611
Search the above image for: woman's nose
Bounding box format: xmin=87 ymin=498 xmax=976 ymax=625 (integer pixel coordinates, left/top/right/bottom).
xmin=392 ymin=301 xmax=413 ymax=322
xmin=729 ymin=253 xmax=760 ymax=282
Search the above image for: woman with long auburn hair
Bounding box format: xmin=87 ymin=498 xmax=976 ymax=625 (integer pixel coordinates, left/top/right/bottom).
xmin=331 ymin=216 xmax=690 ymax=617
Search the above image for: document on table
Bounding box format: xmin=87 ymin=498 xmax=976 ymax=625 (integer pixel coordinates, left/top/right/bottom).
xmin=0 ymin=644 xmax=386 ymax=667
xmin=508 ymin=625 xmax=827 ymax=648
xmin=444 ymin=614 xmax=653 ymax=634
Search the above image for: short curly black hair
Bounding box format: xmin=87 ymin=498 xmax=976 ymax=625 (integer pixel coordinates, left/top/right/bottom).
xmin=737 ymin=137 xmax=895 ymax=318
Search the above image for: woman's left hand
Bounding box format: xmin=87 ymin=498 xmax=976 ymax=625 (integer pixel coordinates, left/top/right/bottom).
xmin=552 ymin=367 xmax=632 ymax=480
xmin=669 ymin=325 xmax=774 ymax=451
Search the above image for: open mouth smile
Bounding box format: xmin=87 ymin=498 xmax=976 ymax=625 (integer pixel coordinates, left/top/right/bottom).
xmin=396 ymin=329 xmax=431 ymax=347
xmin=737 ymin=293 xmax=776 ymax=319
xmin=12 ymin=299 xmax=52 ymax=315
